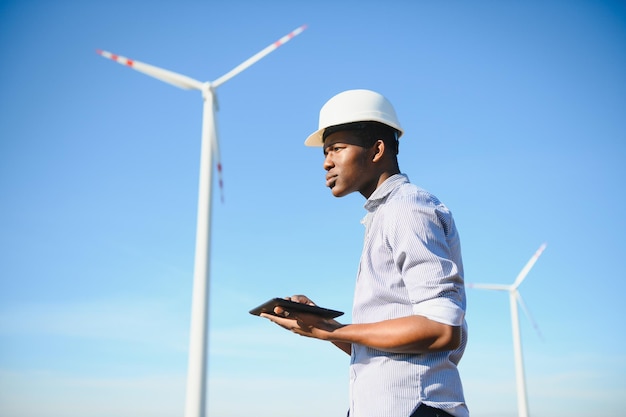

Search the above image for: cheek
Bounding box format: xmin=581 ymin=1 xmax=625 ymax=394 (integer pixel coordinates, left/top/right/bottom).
xmin=346 ymin=154 xmax=368 ymax=176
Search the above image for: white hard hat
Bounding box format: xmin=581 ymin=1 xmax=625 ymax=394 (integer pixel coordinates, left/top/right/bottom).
xmin=304 ymin=89 xmax=403 ymax=147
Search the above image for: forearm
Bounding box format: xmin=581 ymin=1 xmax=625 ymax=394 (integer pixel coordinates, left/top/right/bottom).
xmin=323 ymin=315 xmax=460 ymax=354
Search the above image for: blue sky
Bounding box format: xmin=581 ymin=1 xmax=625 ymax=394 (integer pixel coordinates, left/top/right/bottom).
xmin=1 ymin=1 xmax=625 ymax=416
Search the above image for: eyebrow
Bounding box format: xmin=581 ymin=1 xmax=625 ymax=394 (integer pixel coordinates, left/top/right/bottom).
xmin=323 ymin=143 xmax=340 ymax=156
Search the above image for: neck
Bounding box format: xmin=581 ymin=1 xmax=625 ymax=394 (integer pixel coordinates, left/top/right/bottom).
xmin=360 ymin=168 xmax=400 ymax=199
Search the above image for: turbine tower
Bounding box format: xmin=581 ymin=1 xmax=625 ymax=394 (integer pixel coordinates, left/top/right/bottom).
xmin=468 ymin=243 xmax=547 ymax=417
xmin=97 ymin=25 xmax=307 ymax=417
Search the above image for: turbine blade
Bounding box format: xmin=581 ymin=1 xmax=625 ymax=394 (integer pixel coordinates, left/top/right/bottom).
xmin=515 ymin=291 xmax=544 ymax=341
xmin=512 ymin=243 xmax=547 ymax=289
xmin=97 ymin=49 xmax=204 ymax=90
xmin=211 ymin=24 xmax=307 ymax=88
xmin=468 ymin=283 xmax=511 ymax=291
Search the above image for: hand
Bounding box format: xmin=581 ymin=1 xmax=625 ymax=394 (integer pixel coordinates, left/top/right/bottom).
xmin=260 ymin=295 xmax=341 ymax=339
xmin=272 ymin=294 xmax=316 ymax=317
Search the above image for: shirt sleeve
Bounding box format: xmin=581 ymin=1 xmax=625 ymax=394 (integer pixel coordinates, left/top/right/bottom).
xmin=384 ymin=193 xmax=466 ymax=326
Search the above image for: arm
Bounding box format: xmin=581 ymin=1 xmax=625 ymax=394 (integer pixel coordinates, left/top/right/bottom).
xmin=262 ymin=304 xmax=461 ymax=354
xmin=326 ymin=315 xmax=460 ymax=353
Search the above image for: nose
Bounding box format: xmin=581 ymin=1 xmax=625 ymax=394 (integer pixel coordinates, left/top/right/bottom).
xmin=323 ymin=153 xmax=334 ymax=171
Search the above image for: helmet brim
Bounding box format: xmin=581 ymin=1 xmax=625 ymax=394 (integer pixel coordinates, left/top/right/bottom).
xmin=304 ymin=120 xmax=404 ymax=147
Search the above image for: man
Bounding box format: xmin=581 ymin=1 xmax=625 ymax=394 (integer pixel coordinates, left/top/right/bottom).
xmin=261 ymin=89 xmax=469 ymax=417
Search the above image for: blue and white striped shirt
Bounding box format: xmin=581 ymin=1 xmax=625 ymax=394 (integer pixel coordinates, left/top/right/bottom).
xmin=350 ymin=174 xmax=469 ymax=417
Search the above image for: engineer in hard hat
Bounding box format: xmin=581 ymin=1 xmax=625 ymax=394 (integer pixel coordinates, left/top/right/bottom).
xmin=261 ymin=89 xmax=468 ymax=417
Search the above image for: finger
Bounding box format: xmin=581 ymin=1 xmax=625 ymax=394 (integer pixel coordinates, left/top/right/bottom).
xmin=291 ymin=295 xmax=316 ymax=305
xmin=261 ymin=312 xmax=293 ymax=326
xmin=272 ymin=306 xmax=291 ymax=317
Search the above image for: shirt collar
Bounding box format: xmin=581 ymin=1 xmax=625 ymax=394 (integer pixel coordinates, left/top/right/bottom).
xmin=363 ymin=173 xmax=409 ymax=212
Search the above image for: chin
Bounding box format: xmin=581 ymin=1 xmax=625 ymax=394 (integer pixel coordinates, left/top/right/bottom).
xmin=330 ymin=187 xmax=349 ymax=198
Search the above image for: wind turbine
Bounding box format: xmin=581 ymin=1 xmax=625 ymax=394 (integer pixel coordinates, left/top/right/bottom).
xmin=468 ymin=243 xmax=547 ymax=417
xmin=97 ymin=25 xmax=307 ymax=417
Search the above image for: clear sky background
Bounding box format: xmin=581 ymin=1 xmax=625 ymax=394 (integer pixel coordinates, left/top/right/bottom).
xmin=1 ymin=1 xmax=625 ymax=416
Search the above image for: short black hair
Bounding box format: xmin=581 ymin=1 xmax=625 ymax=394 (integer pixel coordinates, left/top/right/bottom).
xmin=322 ymin=121 xmax=399 ymax=155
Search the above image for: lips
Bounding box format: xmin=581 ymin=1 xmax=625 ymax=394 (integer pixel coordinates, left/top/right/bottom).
xmin=326 ymin=173 xmax=337 ymax=188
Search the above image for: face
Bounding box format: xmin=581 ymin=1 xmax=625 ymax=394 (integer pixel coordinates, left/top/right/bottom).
xmin=322 ymin=130 xmax=378 ymax=198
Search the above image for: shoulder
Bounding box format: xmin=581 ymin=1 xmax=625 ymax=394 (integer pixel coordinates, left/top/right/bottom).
xmin=388 ymin=181 xmax=446 ymax=211
xmin=385 ymin=182 xmax=456 ymax=235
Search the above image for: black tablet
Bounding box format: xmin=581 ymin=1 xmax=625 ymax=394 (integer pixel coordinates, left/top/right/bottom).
xmin=249 ymin=298 xmax=344 ymax=319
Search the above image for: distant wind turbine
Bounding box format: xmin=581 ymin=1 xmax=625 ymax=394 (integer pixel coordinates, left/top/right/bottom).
xmin=468 ymin=243 xmax=547 ymax=417
xmin=97 ymin=24 xmax=307 ymax=417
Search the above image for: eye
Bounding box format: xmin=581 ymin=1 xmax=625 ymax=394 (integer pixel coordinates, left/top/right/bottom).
xmin=324 ymin=144 xmax=346 ymax=155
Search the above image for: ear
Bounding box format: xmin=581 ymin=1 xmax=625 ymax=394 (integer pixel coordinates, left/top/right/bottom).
xmin=371 ymin=139 xmax=385 ymax=163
